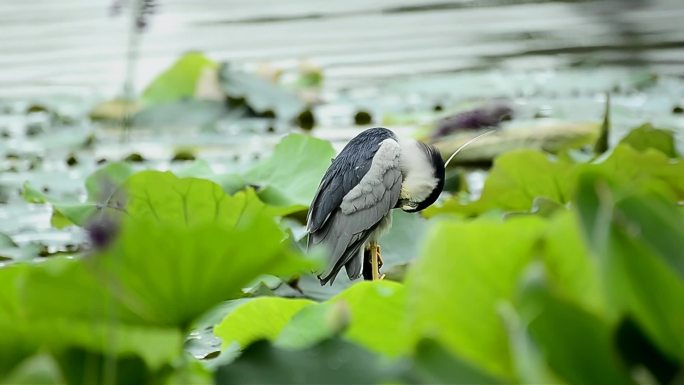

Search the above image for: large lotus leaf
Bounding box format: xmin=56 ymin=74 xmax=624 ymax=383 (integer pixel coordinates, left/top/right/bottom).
xmin=123 ymin=171 xmax=270 ymax=227
xmin=0 ymin=323 xmax=35 ymax=378
xmin=404 ymin=216 xmax=547 ymax=380
xmin=53 ymin=348 xmax=152 ymax=385
xmin=516 ymin=273 xmax=635 ymax=385
xmin=214 ymin=338 xmax=407 ymax=385
xmin=612 ymin=196 xmax=684 ymax=280
xmin=427 ymin=150 xmax=576 ymax=216
xmin=0 ymin=264 xmax=30 ymax=320
xmin=576 ymin=171 xmax=684 ymax=362
xmin=89 ymin=205 xmax=316 ymax=328
xmin=274 ymin=303 xmax=340 ymax=350
xmin=327 ymin=281 xmax=408 ymax=357
xmin=1 ymin=262 xmax=179 ymax=374
xmin=541 ymin=211 xmax=605 ymax=315
xmin=593 ymin=145 xmax=684 ymax=201
xmin=1 ymin=354 xmax=62 ymax=385
xmin=10 ymin=173 xmax=316 ymax=369
xmin=618 ymin=124 xmax=677 ymax=157
xmin=17 ymin=258 xmax=182 ymax=369
xmin=215 ymin=281 xmax=408 ymax=357
xmin=214 ymin=297 xmax=315 ymax=350
xmin=21 ymin=162 xmax=133 ymax=228
xmin=164 ymin=359 xmax=212 ymax=385
xmin=31 ymin=319 xmax=181 ymax=372
xmin=0 ymin=265 xmax=37 ymax=378
xmin=498 ymin=303 xmax=563 ymax=384
xmin=412 ymin=339 xmax=504 ymax=385
xmin=243 ymin=134 xmax=335 ymax=209
xmin=141 ymin=52 xmax=218 ymax=105
xmin=429 ymin=143 xmax=684 ymax=218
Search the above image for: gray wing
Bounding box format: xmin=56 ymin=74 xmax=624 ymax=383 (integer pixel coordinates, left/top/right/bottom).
xmin=307 ymin=127 xmax=397 ymax=234
xmin=308 ymin=139 xmax=403 ymax=285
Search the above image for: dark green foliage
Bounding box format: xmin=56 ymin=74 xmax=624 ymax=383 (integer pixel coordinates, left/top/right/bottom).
xmin=517 ymin=276 xmax=636 ymax=385
xmin=215 ymin=338 xmax=406 ymax=385
xmin=54 ymin=349 xmax=154 ymax=385
xmin=411 ymin=339 xmax=503 ymax=384
xmin=3 ymin=124 xmax=684 ymax=384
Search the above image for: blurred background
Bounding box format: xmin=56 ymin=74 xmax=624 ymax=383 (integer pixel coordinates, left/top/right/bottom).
xmin=1 ymin=1 xmax=684 ymax=382
xmin=3 ymin=0 xmax=684 ymax=94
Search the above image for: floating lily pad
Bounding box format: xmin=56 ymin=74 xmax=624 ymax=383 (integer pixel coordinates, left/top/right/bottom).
xmin=219 ymin=64 xmax=306 ymax=122
xmin=141 ymin=52 xmax=218 ymax=106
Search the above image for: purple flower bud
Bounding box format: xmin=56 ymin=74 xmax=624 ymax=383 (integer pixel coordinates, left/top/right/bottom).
xmin=433 ymin=104 xmax=513 ymax=139
xmin=86 ymin=214 xmax=120 ymax=251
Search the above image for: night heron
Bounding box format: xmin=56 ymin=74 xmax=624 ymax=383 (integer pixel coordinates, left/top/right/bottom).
xmin=308 ymin=126 xmax=483 ymax=285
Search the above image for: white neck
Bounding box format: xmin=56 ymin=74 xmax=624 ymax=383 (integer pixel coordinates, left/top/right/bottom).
xmin=398 ymin=138 xmax=438 ymax=205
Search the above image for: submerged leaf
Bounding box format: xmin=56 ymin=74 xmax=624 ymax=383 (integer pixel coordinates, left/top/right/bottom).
xmin=214 ymin=297 xmax=315 ymax=350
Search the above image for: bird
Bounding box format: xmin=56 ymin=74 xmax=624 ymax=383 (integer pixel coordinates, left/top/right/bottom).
xmin=306 ymin=127 xmax=446 ymax=285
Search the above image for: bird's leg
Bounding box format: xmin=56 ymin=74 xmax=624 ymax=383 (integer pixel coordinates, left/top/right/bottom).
xmin=377 ymin=245 xmax=383 ymax=268
xmin=370 ymin=241 xmax=383 ymax=281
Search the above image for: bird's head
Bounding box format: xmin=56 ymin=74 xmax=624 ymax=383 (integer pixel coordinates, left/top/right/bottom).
xmin=398 ymin=141 xmax=445 ymax=213
xmin=398 ymin=130 xmax=494 ymax=213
